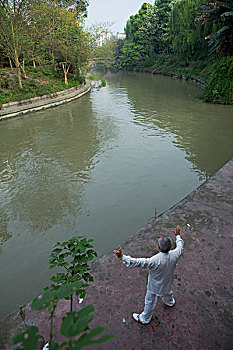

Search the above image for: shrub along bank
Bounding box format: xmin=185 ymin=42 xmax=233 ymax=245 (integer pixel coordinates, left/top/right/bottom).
xmin=0 ymin=66 xmax=85 ymax=106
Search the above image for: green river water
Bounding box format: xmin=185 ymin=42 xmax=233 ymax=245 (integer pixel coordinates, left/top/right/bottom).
xmin=0 ymin=72 xmax=232 ymax=319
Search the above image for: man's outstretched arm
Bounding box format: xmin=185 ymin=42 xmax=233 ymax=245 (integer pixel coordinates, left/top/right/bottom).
xmin=113 ymin=247 xmax=154 ymax=269
xmin=172 ymin=226 xmax=184 ymax=256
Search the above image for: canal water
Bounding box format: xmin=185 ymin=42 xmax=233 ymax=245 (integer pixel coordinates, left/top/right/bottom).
xmin=0 ymin=72 xmax=232 ymax=319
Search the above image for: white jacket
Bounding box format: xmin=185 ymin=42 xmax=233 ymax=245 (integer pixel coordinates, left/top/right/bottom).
xmin=122 ymin=235 xmax=184 ymax=295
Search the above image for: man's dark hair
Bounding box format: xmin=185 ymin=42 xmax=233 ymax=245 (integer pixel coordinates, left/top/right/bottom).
xmin=158 ymin=237 xmax=172 ymax=253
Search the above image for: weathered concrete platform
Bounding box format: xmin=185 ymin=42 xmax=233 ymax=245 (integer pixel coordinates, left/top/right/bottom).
xmin=0 ymin=82 xmax=91 ymax=121
xmin=0 ymin=159 xmax=233 ymax=350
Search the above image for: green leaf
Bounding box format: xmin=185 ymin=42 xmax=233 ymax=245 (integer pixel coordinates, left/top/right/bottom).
xmin=88 ymin=275 xmax=93 ymax=282
xmin=32 ymin=281 xmax=84 ymax=310
xmin=57 ymin=273 xmax=66 ymax=277
xmin=77 ymin=304 xmax=94 ymax=318
xmin=74 ymin=328 xmax=114 ymax=349
xmin=76 ymin=289 xmax=86 ymax=298
xmin=49 ymin=264 xmax=57 ymax=269
xmin=221 ymin=11 xmax=233 ymax=18
xmin=13 ymin=326 xmax=40 ymax=350
xmin=31 ymin=290 xmax=57 ymax=310
xmin=216 ymin=25 xmax=230 ymax=35
xmin=52 ymin=248 xmax=63 ymax=254
xmin=74 ymin=266 xmax=80 ymax=274
xmin=60 ymin=308 xmax=94 ymax=337
xmin=56 ymin=281 xmax=84 ymax=299
xmin=83 ymin=326 xmax=105 ymax=338
xmin=79 ymin=245 xmax=86 ymax=253
xmin=50 ymin=275 xmax=64 ymax=283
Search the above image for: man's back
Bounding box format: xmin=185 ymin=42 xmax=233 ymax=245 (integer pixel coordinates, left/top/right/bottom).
xmin=122 ymin=235 xmax=184 ymax=295
xmin=148 ymin=237 xmax=183 ymax=294
xmin=113 ymin=226 xmax=184 ymax=324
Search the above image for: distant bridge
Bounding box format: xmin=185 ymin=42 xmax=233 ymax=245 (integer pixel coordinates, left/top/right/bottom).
xmin=88 ymin=57 xmax=111 ymax=67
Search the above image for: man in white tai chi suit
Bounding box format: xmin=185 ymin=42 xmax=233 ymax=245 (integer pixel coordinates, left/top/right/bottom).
xmin=113 ymin=226 xmax=184 ymax=324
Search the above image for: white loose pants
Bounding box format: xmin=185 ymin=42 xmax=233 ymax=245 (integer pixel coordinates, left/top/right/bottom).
xmin=139 ymin=290 xmax=175 ymax=324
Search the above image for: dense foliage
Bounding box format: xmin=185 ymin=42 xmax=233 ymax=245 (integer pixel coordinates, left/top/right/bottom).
xmin=0 ymin=0 xmax=90 ymax=89
xmin=110 ymin=0 xmax=232 ymax=104
xmin=197 ymin=0 xmax=233 ymax=57
xmin=0 ymin=65 xmax=83 ymax=105
xmin=203 ymin=56 xmax=233 ymax=103
xmin=121 ymin=1 xmax=171 ymax=68
xmin=120 ymin=0 xmax=233 ymax=63
xmin=170 ymin=0 xmax=212 ymax=59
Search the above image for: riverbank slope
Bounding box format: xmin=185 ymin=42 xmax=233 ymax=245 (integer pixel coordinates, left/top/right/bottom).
xmin=118 ymin=56 xmax=233 ymax=105
xmin=0 ymin=158 xmax=232 ymax=349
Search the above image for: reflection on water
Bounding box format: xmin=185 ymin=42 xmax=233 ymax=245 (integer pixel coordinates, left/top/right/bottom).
xmin=0 ymin=206 xmax=12 ymax=249
xmin=0 ymin=72 xmax=232 ymax=319
xmin=106 ymin=72 xmax=233 ymax=178
xmin=0 ymin=96 xmax=117 ymax=234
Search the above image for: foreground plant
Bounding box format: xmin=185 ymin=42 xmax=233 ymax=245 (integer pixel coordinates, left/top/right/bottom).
xmin=13 ymin=326 xmax=40 ymax=350
xmin=55 ymin=305 xmax=114 ymax=349
xmin=13 ymin=236 xmax=113 ymax=349
xmin=48 ymin=236 xmax=97 ymax=312
xmin=13 ymin=305 xmax=114 ymax=350
xmin=32 ymin=281 xmax=84 ymax=344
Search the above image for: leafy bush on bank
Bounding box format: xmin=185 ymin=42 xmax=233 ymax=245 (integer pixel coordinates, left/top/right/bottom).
xmin=0 ymin=66 xmax=85 ymax=105
xmin=203 ymin=57 xmax=233 ymax=104
xmin=149 ymin=55 xmax=215 ymax=81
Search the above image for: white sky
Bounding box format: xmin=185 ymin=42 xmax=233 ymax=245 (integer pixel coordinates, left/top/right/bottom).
xmin=85 ymin=0 xmax=154 ymax=33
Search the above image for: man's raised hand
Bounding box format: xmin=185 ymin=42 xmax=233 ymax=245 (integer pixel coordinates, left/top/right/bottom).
xmin=173 ymin=226 xmax=181 ymax=236
xmin=113 ymin=247 xmax=123 ymax=259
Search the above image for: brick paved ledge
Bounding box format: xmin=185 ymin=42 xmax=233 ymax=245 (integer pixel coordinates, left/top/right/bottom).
xmin=0 ymin=159 xmax=233 ymax=350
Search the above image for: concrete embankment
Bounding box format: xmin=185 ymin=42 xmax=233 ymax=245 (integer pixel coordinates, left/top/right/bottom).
xmin=0 ymin=81 xmax=91 ymax=121
xmin=141 ymin=68 xmax=206 ymax=88
xmin=0 ymin=159 xmax=233 ymax=350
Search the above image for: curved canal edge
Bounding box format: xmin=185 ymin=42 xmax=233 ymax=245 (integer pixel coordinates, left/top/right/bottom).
xmin=0 ymin=158 xmax=233 ymax=349
xmin=0 ymin=81 xmax=92 ymax=121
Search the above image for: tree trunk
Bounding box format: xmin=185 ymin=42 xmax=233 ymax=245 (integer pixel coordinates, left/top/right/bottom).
xmin=62 ymin=63 xmax=70 ymax=86
xmin=64 ymin=70 xmax=68 ymax=85
xmin=70 ymin=293 xmax=73 ymax=312
xmin=49 ymin=304 xmax=56 ymax=345
xmin=14 ymin=51 xmax=22 ymax=89
xmin=9 ymin=8 xmax=22 ymax=88
xmin=9 ymin=57 xmax=13 ymax=70
xmin=33 ymin=60 xmax=36 ymax=68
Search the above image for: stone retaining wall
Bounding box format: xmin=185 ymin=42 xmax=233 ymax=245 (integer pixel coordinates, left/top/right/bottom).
xmin=0 ymin=82 xmax=92 ymax=121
